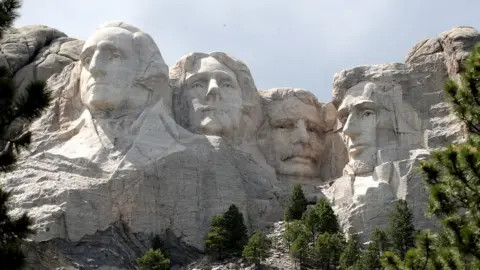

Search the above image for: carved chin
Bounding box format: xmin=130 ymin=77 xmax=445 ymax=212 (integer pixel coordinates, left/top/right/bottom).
xmin=277 ymin=159 xmax=318 ymax=177
xmin=347 ymin=158 xmax=376 ymax=175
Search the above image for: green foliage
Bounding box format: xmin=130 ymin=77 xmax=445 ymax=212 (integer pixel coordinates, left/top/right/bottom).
xmin=205 ymin=204 xmax=248 ymax=260
xmin=353 ymin=242 xmax=382 ymax=270
xmin=242 ymin=231 xmax=271 ymax=265
xmin=302 ymin=198 xmax=340 ymax=240
xmin=311 ymin=232 xmax=345 ymax=269
xmin=0 ymin=2 xmax=51 ymax=268
xmin=379 ymin=44 xmax=480 ymax=269
xmin=136 ymin=248 xmax=170 ymax=270
xmin=283 ymin=220 xmax=311 ymax=249
xmin=386 ymin=200 xmax=416 ymax=259
xmin=371 ymin=228 xmax=390 ymax=254
xmin=0 ymin=0 xmax=21 ymax=38
xmin=289 ymin=230 xmax=310 ymax=267
xmin=339 ymin=235 xmax=361 ymax=270
xmin=284 ymin=184 xmax=308 ymax=221
xmin=284 ymin=198 xmax=345 ymax=269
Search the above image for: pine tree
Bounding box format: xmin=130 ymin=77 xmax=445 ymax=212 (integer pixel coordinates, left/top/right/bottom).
xmin=0 ymin=1 xmax=52 ymax=269
xmin=242 ymin=231 xmax=271 ymax=265
xmin=205 ymin=204 xmax=248 ymax=260
xmin=136 ymin=248 xmax=170 ymax=270
xmin=353 ymin=242 xmax=382 ymax=270
xmin=420 ymin=44 xmax=480 ymax=266
xmin=303 ymin=197 xmax=340 ymax=240
xmin=311 ymin=232 xmax=345 ymax=270
xmin=371 ymin=228 xmax=390 ymax=255
xmin=387 ymin=200 xmax=416 ymax=259
xmin=339 ymin=234 xmax=361 ymax=269
xmin=283 ymin=220 xmax=311 ymax=250
xmin=222 ymin=204 xmax=248 ymax=256
xmin=205 ymin=215 xmax=229 ymax=260
xmin=284 ymin=184 xmax=308 ymax=221
xmin=289 ymin=231 xmax=310 ymax=269
xmin=380 ymin=44 xmax=480 ymax=269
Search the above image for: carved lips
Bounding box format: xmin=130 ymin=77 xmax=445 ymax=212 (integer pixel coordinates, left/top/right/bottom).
xmin=348 ymin=143 xmax=369 ymax=156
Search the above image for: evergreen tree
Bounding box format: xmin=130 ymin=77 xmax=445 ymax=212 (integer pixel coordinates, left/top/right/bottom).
xmin=339 ymin=234 xmax=361 ymax=269
xmin=387 ymin=200 xmax=416 ymax=259
xmin=242 ymin=231 xmax=271 ymax=265
xmin=311 ymin=232 xmax=345 ymax=270
xmin=380 ymin=44 xmax=480 ymax=269
xmin=283 ymin=220 xmax=311 ymax=250
xmin=136 ymin=248 xmax=170 ymax=270
xmin=289 ymin=231 xmax=310 ymax=269
xmin=353 ymin=242 xmax=382 ymax=270
xmin=0 ymin=1 xmax=52 ymax=269
xmin=419 ymin=44 xmax=480 ymax=266
xmin=371 ymin=228 xmax=390 ymax=255
xmin=302 ymin=197 xmax=340 ymax=240
xmin=205 ymin=215 xmax=229 ymax=260
xmin=222 ymin=204 xmax=248 ymax=256
xmin=205 ymin=204 xmax=248 ymax=260
xmin=284 ymin=184 xmax=308 ymax=221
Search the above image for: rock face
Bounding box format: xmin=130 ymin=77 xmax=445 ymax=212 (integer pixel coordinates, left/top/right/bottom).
xmin=326 ymin=26 xmax=480 ymax=243
xmin=0 ymin=22 xmax=477 ymax=269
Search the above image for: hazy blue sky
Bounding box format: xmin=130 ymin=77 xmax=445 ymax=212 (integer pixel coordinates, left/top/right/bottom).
xmin=14 ymin=0 xmax=480 ymax=102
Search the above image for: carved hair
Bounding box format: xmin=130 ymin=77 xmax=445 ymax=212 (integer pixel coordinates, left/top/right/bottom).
xmin=259 ymin=88 xmax=336 ymax=132
xmin=33 ymin=22 xmax=170 ymax=134
xmin=339 ymin=81 xmax=424 ymax=149
xmin=259 ymin=88 xmax=321 ymax=108
xmin=169 ymin=52 xmax=263 ymax=141
xmin=96 ymin=21 xmax=169 ymax=102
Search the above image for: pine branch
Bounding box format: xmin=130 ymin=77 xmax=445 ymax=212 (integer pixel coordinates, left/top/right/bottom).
xmin=0 ymin=0 xmax=21 ymax=38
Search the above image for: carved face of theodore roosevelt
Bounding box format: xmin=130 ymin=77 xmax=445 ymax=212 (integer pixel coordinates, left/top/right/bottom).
xmin=260 ymin=88 xmax=326 ymax=177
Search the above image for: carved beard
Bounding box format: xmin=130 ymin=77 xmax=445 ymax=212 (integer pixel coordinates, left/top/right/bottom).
xmin=345 ymin=151 xmax=377 ymax=175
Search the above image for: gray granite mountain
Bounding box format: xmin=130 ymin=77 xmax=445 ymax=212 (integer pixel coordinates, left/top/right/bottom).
xmin=0 ymin=23 xmax=477 ymax=269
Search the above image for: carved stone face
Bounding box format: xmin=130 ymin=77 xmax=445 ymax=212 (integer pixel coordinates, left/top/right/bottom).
xmin=337 ymin=83 xmax=396 ymax=174
xmin=79 ymin=27 xmax=148 ymax=111
xmin=268 ymin=96 xmax=324 ymax=177
xmin=183 ymin=56 xmax=243 ymax=137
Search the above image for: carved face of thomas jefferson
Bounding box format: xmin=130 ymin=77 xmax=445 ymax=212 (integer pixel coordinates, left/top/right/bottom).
xmin=182 ymin=56 xmax=243 ymax=137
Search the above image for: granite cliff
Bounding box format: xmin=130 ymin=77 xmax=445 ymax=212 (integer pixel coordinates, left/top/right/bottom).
xmin=0 ymin=22 xmax=477 ymax=269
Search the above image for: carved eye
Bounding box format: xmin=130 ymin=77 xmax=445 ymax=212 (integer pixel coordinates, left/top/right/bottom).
xmin=363 ymin=110 xmax=375 ymax=117
xmin=192 ymin=82 xmax=204 ymax=89
xmin=275 ymin=122 xmax=294 ymax=129
xmin=339 ymin=116 xmax=348 ymax=124
xmin=307 ymin=126 xmax=318 ymax=133
xmin=220 ymin=82 xmax=233 ymax=88
xmin=82 ymin=56 xmax=92 ymax=66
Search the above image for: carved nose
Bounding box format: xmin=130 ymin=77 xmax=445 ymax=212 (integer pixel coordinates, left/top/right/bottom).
xmin=343 ymin=115 xmax=360 ymax=138
xmin=205 ymin=79 xmax=219 ymax=100
xmin=294 ymin=120 xmax=309 ymax=143
xmin=89 ymin=51 xmax=106 ymax=78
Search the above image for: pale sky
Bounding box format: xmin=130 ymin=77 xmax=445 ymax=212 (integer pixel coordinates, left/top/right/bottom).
xmin=14 ymin=0 xmax=480 ymax=102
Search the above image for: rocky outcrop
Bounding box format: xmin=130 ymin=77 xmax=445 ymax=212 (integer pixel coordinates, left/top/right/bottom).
xmin=1 ymin=25 xmax=83 ymax=90
xmin=0 ymin=23 xmax=477 ymax=269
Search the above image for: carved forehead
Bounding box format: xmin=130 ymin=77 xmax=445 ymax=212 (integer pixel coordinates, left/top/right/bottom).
xmin=267 ymin=96 xmax=322 ymax=124
xmin=185 ymin=56 xmax=236 ymax=80
xmin=338 ymin=82 xmax=381 ymax=113
xmin=82 ymin=27 xmax=134 ymax=54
